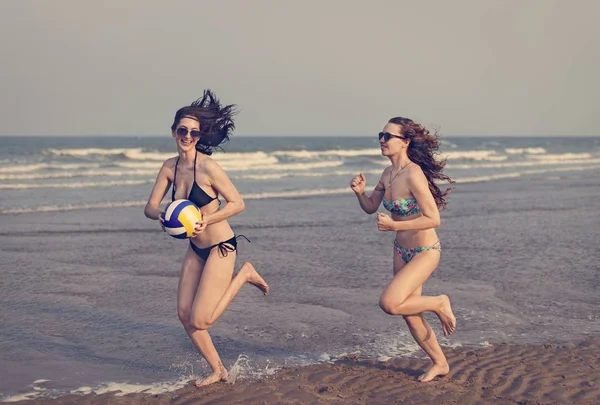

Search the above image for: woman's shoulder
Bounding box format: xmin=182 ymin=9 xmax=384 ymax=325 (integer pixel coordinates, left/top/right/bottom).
xmin=406 ymin=162 xmax=426 ymax=181
xmin=196 ymin=155 xmax=223 ymax=173
xmin=160 ymin=156 xmax=179 ymax=171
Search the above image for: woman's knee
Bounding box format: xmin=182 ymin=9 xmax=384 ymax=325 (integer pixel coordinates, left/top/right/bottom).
xmin=379 ymin=291 xmax=411 ymax=315
xmin=379 ymin=295 xmax=398 ymax=315
xmin=190 ymin=315 xmax=214 ymax=331
xmin=178 ymin=307 xmax=192 ymax=327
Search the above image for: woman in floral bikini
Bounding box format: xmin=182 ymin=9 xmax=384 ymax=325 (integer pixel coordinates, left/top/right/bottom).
xmin=350 ymin=116 xmax=457 ymax=382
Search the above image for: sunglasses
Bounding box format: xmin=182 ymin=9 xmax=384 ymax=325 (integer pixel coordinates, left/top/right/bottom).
xmin=176 ymin=127 xmax=200 ymax=138
xmin=378 ymin=132 xmax=406 ymax=142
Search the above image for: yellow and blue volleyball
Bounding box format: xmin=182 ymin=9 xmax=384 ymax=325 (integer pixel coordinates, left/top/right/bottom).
xmin=162 ymin=199 xmax=202 ymax=239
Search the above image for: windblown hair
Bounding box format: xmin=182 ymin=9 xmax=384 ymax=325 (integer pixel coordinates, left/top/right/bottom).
xmin=389 ymin=117 xmax=455 ymax=209
xmin=171 ymin=90 xmax=237 ymax=155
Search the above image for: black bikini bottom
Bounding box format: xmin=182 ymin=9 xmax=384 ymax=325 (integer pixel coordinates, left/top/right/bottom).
xmin=189 ymin=235 xmax=249 ymax=261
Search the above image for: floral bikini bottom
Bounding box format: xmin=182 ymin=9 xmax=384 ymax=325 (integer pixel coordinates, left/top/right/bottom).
xmin=394 ymin=240 xmax=441 ymax=263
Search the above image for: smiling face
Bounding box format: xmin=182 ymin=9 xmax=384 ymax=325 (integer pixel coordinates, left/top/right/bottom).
xmin=172 ymin=116 xmax=200 ymax=152
xmin=379 ymin=123 xmax=408 ymax=157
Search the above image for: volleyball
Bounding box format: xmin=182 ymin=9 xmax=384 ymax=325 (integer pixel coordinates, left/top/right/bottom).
xmin=161 ymin=199 xmax=202 ymax=239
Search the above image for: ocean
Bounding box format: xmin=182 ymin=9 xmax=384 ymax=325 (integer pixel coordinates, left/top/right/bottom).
xmin=1 ymin=135 xmax=599 ymax=402
xmin=2 ymin=136 xmax=600 ymax=214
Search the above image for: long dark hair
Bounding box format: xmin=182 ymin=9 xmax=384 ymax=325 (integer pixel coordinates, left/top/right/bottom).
xmin=389 ymin=117 xmax=454 ymax=209
xmin=171 ymin=90 xmax=237 ymax=155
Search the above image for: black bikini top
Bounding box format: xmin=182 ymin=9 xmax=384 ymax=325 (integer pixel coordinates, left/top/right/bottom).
xmin=172 ymin=152 xmax=218 ymax=208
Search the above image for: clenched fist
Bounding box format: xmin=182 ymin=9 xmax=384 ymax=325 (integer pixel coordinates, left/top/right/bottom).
xmin=350 ymin=173 xmax=366 ymax=195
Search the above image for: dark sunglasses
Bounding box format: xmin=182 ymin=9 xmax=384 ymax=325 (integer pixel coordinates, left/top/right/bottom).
xmin=378 ymin=132 xmax=406 ymax=142
xmin=176 ymin=127 xmax=200 ymax=138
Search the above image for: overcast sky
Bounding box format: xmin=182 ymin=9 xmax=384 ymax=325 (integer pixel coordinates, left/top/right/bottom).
xmin=1 ymin=0 xmax=598 ymax=136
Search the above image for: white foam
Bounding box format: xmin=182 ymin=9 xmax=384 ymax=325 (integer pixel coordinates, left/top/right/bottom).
xmin=223 ymin=160 xmax=343 ymax=172
xmin=123 ymin=150 xmax=175 ymax=161
xmin=0 ymin=188 xmax=351 ymax=214
xmin=530 ymin=152 xmax=592 ymax=161
xmin=1 ymin=380 xmax=50 ymax=403
xmin=82 ymin=379 xmax=190 ymax=397
xmin=44 ymin=147 xmax=140 ymax=157
xmin=115 ymin=161 xmax=164 ymax=169
xmin=456 ymin=164 xmax=600 ymax=184
xmin=272 ymin=148 xmax=382 ymax=158
xmin=2 ymin=392 xmax=40 ymax=402
xmin=43 ymin=148 xmax=281 ymax=164
xmin=447 ymin=157 xmax=600 ymax=170
xmin=42 ymin=147 xmax=175 ymax=161
xmin=4 ymin=164 xmax=599 ymax=215
xmin=505 ymin=147 xmax=547 ymax=155
xmin=215 ymin=151 xmax=272 ymax=161
xmin=318 ymin=353 xmax=332 ymax=362
xmin=0 ymin=163 xmax=101 ymax=174
xmin=2 ymin=378 xmax=191 ymax=402
xmin=243 ymin=187 xmax=350 ymax=200
xmin=364 ymin=330 xmax=423 ymax=362
xmin=233 ymin=167 xmax=377 ymax=180
xmin=0 ymin=162 xmax=347 ymax=182
xmin=0 ymin=179 xmax=152 ymax=190
xmin=457 ymin=172 xmax=523 ymax=183
xmin=440 ymin=150 xmax=508 ymax=161
xmin=0 ymin=169 xmax=158 ymax=181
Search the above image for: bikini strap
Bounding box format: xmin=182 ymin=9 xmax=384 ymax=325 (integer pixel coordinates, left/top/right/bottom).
xmin=193 ymin=152 xmax=197 ymax=183
xmin=216 ymin=235 xmax=250 ymax=258
xmin=172 ymin=157 xmax=180 ymax=201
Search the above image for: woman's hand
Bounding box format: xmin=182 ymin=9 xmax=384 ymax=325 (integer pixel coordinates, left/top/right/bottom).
xmin=377 ymin=212 xmax=397 ymax=232
xmin=158 ymin=212 xmax=166 ymax=232
xmin=191 ymin=215 xmax=208 ymax=238
xmin=350 ymin=173 xmax=366 ymax=195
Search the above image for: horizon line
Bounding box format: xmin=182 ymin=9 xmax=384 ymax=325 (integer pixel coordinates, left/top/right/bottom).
xmin=1 ymin=133 xmax=599 ymax=138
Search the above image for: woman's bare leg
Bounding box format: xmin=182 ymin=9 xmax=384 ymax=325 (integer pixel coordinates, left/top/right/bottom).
xmin=402 ymin=287 xmax=450 ymax=382
xmin=381 ymin=250 xmax=454 ymax=382
xmin=379 ymin=251 xmax=456 ymax=335
xmin=189 ymin=249 xmax=269 ymax=387
xmin=177 ymin=247 xmax=227 ymax=386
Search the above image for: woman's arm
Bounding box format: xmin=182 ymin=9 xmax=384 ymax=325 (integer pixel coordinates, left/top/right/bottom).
xmin=352 ymin=172 xmax=385 ymax=214
xmin=202 ymin=159 xmax=245 ymax=225
xmin=144 ymin=162 xmax=172 ymax=220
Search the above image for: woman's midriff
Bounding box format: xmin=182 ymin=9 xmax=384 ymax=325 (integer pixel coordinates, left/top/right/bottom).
xmin=392 ymin=213 xmax=439 ymax=248
xmin=190 ymin=220 xmax=235 ymax=249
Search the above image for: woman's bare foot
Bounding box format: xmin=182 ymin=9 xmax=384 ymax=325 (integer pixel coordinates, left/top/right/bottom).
xmin=418 ymin=362 xmax=450 ymax=383
xmin=436 ymin=295 xmax=456 ymax=336
xmin=195 ymin=368 xmax=228 ymax=388
xmin=240 ymin=262 xmax=270 ymax=295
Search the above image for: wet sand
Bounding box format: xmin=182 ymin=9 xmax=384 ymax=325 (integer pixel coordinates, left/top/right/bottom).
xmin=16 ymin=338 xmax=600 ymax=405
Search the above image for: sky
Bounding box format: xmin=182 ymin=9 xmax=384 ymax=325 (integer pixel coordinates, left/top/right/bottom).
xmin=0 ymin=0 xmax=599 ymax=137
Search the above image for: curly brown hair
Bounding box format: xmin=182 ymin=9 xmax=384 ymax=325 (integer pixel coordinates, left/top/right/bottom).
xmin=171 ymin=90 xmax=238 ymax=156
xmin=388 ymin=117 xmax=454 ymax=209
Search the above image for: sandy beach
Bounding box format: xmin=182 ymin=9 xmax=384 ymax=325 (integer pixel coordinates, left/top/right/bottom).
xmin=13 ymin=338 xmax=599 ymax=405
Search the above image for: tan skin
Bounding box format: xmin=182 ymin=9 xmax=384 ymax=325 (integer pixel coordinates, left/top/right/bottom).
xmin=350 ymin=122 xmax=456 ymax=383
xmin=144 ymin=116 xmax=270 ymax=388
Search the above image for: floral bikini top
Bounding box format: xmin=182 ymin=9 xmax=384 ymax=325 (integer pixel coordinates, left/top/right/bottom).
xmin=376 ymin=166 xmax=422 ymax=216
xmin=382 ymin=197 xmax=421 ymax=216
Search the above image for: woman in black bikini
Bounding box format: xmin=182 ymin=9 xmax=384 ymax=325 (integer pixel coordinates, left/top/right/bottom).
xmin=144 ymin=90 xmax=270 ymax=388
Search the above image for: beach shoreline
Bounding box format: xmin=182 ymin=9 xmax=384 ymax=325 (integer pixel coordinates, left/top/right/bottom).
xmin=2 ymin=172 xmax=600 ymax=403
xmin=8 ymin=338 xmax=599 ymax=404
